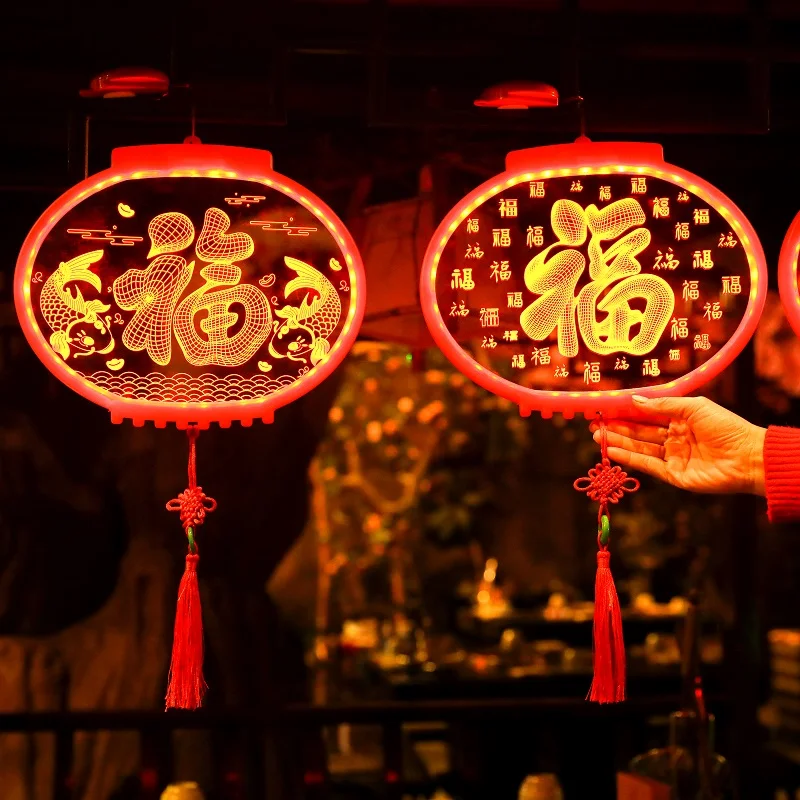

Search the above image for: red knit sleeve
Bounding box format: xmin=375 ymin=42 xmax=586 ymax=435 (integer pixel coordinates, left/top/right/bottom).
xmin=765 ymin=426 xmax=800 ymax=523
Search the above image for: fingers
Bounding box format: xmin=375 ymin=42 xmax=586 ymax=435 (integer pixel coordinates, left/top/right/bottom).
xmin=632 ymin=395 xmax=702 ymax=420
xmin=593 ymin=429 xmax=666 ymax=459
xmin=606 ymin=445 xmax=669 ymax=483
xmin=589 ymin=419 xmax=669 ymax=445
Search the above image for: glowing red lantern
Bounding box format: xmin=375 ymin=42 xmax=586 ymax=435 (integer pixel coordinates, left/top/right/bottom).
xmin=15 ymin=144 xmax=364 ymax=428
xmin=779 ymin=211 xmax=800 ymax=339
xmin=421 ymin=139 xmax=767 ymax=704
xmin=15 ymin=143 xmax=365 ymax=709
xmin=421 ymin=140 xmax=766 ymax=420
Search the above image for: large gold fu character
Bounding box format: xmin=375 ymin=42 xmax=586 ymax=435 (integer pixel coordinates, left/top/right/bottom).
xmin=521 ymin=198 xmax=674 ymax=358
xmin=520 ymin=200 xmax=588 ymax=358
xmin=174 ymin=208 xmax=272 ymax=367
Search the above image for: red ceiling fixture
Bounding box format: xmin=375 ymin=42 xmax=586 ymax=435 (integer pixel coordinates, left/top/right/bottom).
xmin=79 ymin=67 xmax=171 ymax=99
xmin=474 ymin=80 xmax=560 ymax=110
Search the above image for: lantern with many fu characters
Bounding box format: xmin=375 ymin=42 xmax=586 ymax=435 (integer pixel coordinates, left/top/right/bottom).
xmin=15 ymin=143 xmax=365 ymax=710
xmin=15 ymin=143 xmax=364 ymax=428
xmin=421 ymin=140 xmax=766 ymax=419
xmin=421 ymin=138 xmax=766 ymax=705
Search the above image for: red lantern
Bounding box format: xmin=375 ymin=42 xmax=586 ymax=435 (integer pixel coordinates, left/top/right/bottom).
xmin=421 ymin=138 xmax=767 ymax=703
xmin=16 ymin=144 xmax=364 ymax=428
xmin=779 ymin=211 xmax=800 ymax=340
xmin=15 ymin=143 xmax=365 ymax=709
xmin=421 ymin=140 xmax=766 ymax=420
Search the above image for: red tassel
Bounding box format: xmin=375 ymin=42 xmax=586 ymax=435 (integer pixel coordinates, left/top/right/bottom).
xmin=166 ymin=427 xmax=216 ymax=710
xmin=575 ymin=416 xmax=635 ymax=704
xmin=166 ymin=553 xmax=207 ymax=710
xmin=589 ymin=550 xmax=626 ymax=703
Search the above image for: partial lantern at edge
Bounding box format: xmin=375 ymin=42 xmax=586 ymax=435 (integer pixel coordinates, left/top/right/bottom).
xmin=421 ymin=140 xmax=767 ymax=418
xmin=15 ymin=144 xmax=365 ymax=428
xmin=778 ymin=210 xmax=800 ymax=340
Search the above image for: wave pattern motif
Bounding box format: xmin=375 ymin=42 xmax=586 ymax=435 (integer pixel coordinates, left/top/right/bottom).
xmin=80 ymin=370 xmax=298 ymax=403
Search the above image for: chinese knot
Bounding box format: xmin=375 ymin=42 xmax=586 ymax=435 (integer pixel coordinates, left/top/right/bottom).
xmin=574 ymin=421 xmax=639 ymax=544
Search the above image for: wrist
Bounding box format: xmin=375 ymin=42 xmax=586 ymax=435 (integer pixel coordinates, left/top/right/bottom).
xmin=747 ymin=425 xmax=766 ymax=496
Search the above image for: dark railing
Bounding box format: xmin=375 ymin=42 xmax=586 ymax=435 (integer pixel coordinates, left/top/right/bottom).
xmin=0 ymin=696 xmax=696 ymax=800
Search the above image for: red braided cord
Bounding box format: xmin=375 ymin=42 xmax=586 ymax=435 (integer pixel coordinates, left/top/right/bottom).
xmin=166 ymin=427 xmax=217 ymax=539
xmin=188 ymin=425 xmax=197 ymax=489
xmin=573 ymin=415 xmax=639 ymax=549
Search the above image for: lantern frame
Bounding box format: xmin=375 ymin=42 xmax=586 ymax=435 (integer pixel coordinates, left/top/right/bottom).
xmin=15 ymin=144 xmax=366 ymax=428
xmin=779 ymin=210 xmax=800 ymax=340
xmin=420 ymin=140 xmax=767 ymax=418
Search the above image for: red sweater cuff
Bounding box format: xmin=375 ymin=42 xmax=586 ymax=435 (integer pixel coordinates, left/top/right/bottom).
xmin=766 ymin=426 xmax=800 ymax=523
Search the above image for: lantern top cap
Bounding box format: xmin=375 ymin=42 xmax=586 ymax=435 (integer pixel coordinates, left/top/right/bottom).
xmin=504 ymin=140 xmax=665 ymax=171
xmin=109 ymin=143 xmax=274 ymax=173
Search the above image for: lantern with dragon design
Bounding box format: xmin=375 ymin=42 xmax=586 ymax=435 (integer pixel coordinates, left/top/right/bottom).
xmin=15 ymin=143 xmax=365 ymax=709
xmin=421 ymin=139 xmax=767 ymax=703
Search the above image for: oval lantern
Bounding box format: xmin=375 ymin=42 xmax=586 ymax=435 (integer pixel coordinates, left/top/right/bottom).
xmin=15 ymin=143 xmax=365 ymax=428
xmin=420 ymin=140 xmax=767 ymax=419
xmin=15 ymin=142 xmax=366 ymax=711
xmin=779 ymin=210 xmax=800 ymax=339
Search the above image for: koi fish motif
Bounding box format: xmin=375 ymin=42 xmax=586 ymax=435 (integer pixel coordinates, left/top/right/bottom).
xmin=269 ymin=256 xmax=342 ymax=366
xmin=39 ymin=250 xmax=115 ymax=359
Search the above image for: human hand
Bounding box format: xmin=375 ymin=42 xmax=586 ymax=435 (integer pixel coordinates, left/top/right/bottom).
xmin=589 ymin=396 xmax=766 ymax=496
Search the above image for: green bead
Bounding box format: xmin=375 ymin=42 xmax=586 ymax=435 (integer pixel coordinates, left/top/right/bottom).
xmin=599 ymin=514 xmax=610 ymax=546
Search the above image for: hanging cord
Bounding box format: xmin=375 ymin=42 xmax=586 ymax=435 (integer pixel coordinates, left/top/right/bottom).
xmin=166 ymin=425 xmax=217 ymax=552
xmin=574 ymin=413 xmax=639 ymax=703
xmin=164 ymin=426 xmax=217 ymax=710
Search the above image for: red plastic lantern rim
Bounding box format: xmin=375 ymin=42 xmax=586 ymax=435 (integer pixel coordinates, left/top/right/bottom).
xmin=779 ymin=210 xmax=800 ymax=340
xmin=420 ymin=140 xmax=768 ymax=419
xmin=15 ymin=144 xmax=366 ymax=429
